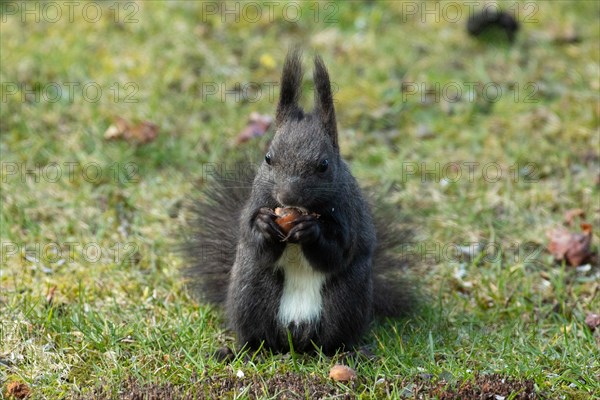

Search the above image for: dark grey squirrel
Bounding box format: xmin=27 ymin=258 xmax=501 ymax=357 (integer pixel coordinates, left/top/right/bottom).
xmin=183 ymin=49 xmax=414 ymax=354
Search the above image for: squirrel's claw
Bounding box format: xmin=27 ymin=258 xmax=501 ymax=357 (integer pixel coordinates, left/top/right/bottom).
xmin=285 ymin=216 xmax=321 ymax=244
xmin=255 ymin=207 xmax=286 ymax=242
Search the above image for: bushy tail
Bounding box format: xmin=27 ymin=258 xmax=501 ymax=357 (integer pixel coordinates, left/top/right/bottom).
xmin=181 ymin=175 xmax=253 ymax=306
xmin=371 ymin=200 xmax=421 ymax=319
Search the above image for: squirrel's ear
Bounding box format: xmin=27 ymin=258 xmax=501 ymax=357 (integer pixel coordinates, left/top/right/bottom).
xmin=276 ymin=48 xmax=303 ymax=127
xmin=313 ymin=55 xmax=338 ymax=148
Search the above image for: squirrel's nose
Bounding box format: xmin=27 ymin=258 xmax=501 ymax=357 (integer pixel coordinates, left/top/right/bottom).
xmin=276 ymin=189 xmax=296 ymax=207
xmin=276 ymin=179 xmax=301 ymax=206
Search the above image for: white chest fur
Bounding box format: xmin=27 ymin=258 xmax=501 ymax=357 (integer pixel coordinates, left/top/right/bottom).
xmin=276 ymin=244 xmax=326 ymax=326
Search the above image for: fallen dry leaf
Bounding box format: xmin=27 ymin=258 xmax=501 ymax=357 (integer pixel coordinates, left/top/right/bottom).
xmin=104 ymin=116 xmax=129 ymax=139
xmin=6 ymin=381 xmax=31 ymax=399
xmin=46 ymin=285 xmax=56 ymax=305
xmin=104 ymin=117 xmax=159 ymax=145
xmin=585 ymin=313 xmax=600 ymax=331
xmin=236 ymin=112 xmax=272 ymax=144
xmin=126 ymin=121 xmax=159 ymax=144
xmin=547 ymin=223 xmax=593 ymax=267
xmin=564 ymin=208 xmax=585 ymax=225
xmin=329 ymin=364 xmax=357 ymax=382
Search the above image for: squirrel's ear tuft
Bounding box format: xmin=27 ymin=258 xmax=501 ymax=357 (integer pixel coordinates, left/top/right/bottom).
xmin=276 ymin=48 xmax=304 ymax=127
xmin=313 ymin=55 xmax=338 ymax=148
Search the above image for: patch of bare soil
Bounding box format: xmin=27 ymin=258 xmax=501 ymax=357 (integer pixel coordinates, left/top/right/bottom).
xmin=75 ymin=372 xmax=345 ymax=400
xmin=75 ymin=372 xmax=536 ymax=399
xmin=427 ymin=373 xmax=537 ymax=399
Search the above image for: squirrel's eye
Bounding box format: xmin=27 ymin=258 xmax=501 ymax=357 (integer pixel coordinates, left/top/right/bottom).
xmin=265 ymin=152 xmax=272 ymax=165
xmin=317 ymin=159 xmax=329 ymax=173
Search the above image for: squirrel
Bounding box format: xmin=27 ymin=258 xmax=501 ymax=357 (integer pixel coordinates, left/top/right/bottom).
xmin=183 ymin=49 xmax=414 ymax=354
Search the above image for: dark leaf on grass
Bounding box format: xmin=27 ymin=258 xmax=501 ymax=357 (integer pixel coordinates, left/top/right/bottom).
xmin=585 ymin=313 xmax=600 ymax=331
xmin=6 ymin=381 xmax=31 ymax=399
xmin=236 ymin=112 xmax=272 ymax=144
xmin=547 ymin=223 xmax=593 ymax=267
xmin=467 ymin=9 xmax=519 ymax=43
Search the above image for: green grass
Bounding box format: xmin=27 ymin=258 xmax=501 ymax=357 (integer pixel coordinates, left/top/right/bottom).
xmin=1 ymin=1 xmax=599 ymax=398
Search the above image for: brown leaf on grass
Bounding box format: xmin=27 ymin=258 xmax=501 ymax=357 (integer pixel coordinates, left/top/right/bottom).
xmin=46 ymin=285 xmax=56 ymax=305
xmin=127 ymin=121 xmax=159 ymax=144
xmin=104 ymin=116 xmax=130 ymax=139
xmin=585 ymin=313 xmax=600 ymax=331
xmin=547 ymin=223 xmax=593 ymax=267
xmin=104 ymin=117 xmax=159 ymax=145
xmin=564 ymin=208 xmax=585 ymax=225
xmin=236 ymin=112 xmax=272 ymax=144
xmin=6 ymin=381 xmax=31 ymax=399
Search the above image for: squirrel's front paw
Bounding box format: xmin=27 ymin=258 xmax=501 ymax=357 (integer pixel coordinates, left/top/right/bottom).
xmin=285 ymin=214 xmax=320 ymax=244
xmin=254 ymin=207 xmax=286 ymax=242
